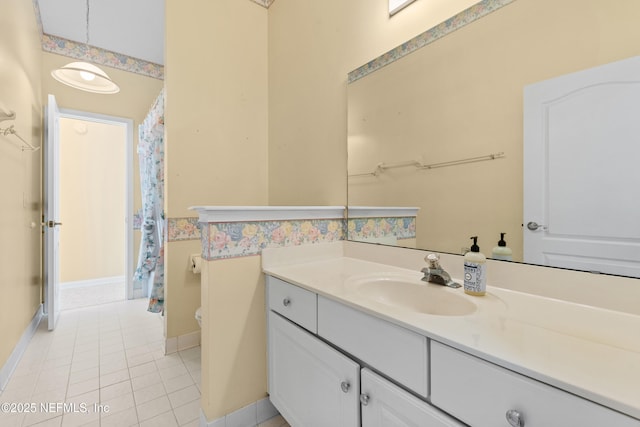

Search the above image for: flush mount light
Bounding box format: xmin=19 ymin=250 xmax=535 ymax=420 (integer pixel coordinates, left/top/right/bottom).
xmin=50 ymin=0 xmax=120 ymax=94
xmin=51 ymin=62 xmax=120 ymax=94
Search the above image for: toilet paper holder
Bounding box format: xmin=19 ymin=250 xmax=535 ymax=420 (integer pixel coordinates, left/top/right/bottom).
xmin=189 ymin=254 xmax=202 ymax=274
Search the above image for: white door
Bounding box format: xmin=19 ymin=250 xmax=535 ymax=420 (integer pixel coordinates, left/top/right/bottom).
xmin=361 ymin=368 xmax=463 ymax=427
xmin=44 ymin=94 xmax=62 ymax=330
xmin=268 ymin=312 xmax=360 ymax=427
xmin=523 ymin=56 xmax=640 ymax=277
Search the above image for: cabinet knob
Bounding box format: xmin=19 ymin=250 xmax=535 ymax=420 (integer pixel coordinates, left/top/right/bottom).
xmin=340 ymin=381 xmax=350 ymax=393
xmin=360 ymin=393 xmax=370 ymax=406
xmin=282 ymin=298 xmax=291 ymax=307
xmin=505 ymin=409 xmax=525 ymax=427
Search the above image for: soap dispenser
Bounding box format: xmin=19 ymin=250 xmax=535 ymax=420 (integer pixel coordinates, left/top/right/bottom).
xmin=491 ymin=232 xmax=513 ymax=261
xmin=464 ymin=236 xmax=486 ymax=296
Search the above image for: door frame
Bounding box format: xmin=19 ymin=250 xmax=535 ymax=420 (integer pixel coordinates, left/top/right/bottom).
xmin=58 ymin=108 xmax=135 ymax=299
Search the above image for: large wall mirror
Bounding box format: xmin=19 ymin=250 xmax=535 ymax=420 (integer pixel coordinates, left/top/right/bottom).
xmin=347 ymin=0 xmax=640 ymax=278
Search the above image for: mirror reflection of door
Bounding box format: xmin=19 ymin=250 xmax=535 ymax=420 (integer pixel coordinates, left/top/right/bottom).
xmin=523 ymin=56 xmax=640 ymax=278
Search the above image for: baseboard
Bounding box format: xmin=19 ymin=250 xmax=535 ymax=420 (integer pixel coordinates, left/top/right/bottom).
xmin=200 ymin=397 xmax=280 ymax=427
xmin=165 ymin=330 xmax=201 ymax=355
xmin=0 ymin=304 xmax=43 ymax=392
xmin=131 ymin=287 xmax=146 ymax=299
xmin=61 ymin=275 xmax=126 ymax=289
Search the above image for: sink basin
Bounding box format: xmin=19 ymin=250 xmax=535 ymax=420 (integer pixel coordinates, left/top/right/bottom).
xmin=345 ymin=275 xmax=477 ymax=316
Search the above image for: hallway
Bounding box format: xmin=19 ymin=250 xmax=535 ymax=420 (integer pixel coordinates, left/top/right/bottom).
xmin=60 ymin=282 xmax=126 ymax=311
xmin=0 ymin=299 xmax=201 ymax=427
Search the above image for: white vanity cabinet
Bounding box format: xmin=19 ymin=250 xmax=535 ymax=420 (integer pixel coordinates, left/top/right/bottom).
xmin=268 ymin=311 xmax=360 ymax=427
xmin=266 ymin=276 xmax=460 ymax=427
xmin=430 ymin=341 xmax=639 ymax=427
xmin=266 ymin=275 xmax=639 ymax=427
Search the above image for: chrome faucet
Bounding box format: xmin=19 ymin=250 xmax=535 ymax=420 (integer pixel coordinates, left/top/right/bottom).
xmin=421 ymin=253 xmax=461 ymax=288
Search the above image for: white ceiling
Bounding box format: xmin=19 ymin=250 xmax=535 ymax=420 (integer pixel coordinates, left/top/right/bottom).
xmin=37 ymin=0 xmax=165 ymax=65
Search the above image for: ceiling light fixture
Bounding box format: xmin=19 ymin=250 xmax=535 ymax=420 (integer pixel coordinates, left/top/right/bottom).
xmin=51 ymin=0 xmax=120 ymax=94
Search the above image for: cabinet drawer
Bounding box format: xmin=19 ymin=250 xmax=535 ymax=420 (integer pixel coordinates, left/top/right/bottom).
xmin=431 ymin=341 xmax=639 ymax=427
xmin=318 ymin=296 xmax=428 ymax=397
xmin=267 ymin=276 xmax=317 ymax=332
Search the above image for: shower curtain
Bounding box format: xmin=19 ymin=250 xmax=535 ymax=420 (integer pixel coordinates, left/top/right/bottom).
xmin=133 ymin=90 xmax=165 ymax=313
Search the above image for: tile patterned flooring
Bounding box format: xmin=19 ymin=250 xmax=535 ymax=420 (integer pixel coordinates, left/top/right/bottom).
xmin=0 ymin=294 xmax=289 ymax=427
xmin=59 ymin=282 xmax=126 ymax=311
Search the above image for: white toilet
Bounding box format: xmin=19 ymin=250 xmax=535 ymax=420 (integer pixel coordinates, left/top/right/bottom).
xmin=195 ymin=307 xmax=202 ymax=328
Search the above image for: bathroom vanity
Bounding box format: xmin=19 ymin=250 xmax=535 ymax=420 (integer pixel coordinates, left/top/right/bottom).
xmin=262 ymin=242 xmax=640 ymax=427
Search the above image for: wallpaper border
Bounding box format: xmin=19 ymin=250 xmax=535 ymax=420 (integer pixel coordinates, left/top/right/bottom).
xmin=348 ymin=0 xmax=518 ymax=83
xmin=41 ymin=34 xmax=164 ymax=80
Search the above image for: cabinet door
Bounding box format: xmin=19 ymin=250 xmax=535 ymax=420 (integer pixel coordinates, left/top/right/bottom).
xmin=361 ymin=369 xmax=463 ymax=427
xmin=268 ymin=311 xmax=360 ymax=427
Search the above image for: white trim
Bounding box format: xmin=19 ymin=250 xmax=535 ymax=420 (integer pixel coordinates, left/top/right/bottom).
xmin=0 ymin=304 xmax=43 ymax=391
xmin=57 ymin=108 xmax=135 ymax=300
xmin=132 ymin=287 xmax=146 ymax=299
xmin=348 ymin=206 xmax=420 ymax=218
xmin=165 ymin=331 xmax=201 ymax=355
xmin=389 ymin=0 xmax=418 ymax=16
xmin=189 ymin=206 xmax=345 ymax=223
xmin=200 ymin=397 xmax=280 ymax=427
xmin=60 ymin=275 xmax=126 ymax=289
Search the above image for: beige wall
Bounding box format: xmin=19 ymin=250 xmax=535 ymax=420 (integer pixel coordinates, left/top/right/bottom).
xmin=201 ymin=257 xmax=266 ymax=420
xmin=267 ymin=0 xmax=479 ymax=206
xmin=165 ymin=0 xmax=268 ymax=419
xmin=0 ymin=0 xmax=43 ymax=371
xmin=59 ymin=118 xmax=126 ymax=283
xmin=165 ymin=1 xmax=268 ymax=216
xmin=347 ymin=0 xmax=640 ymax=261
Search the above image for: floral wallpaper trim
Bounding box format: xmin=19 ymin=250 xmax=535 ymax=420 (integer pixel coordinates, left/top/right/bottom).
xmin=41 ymin=34 xmax=164 ymax=80
xmin=167 ymin=217 xmax=202 ymax=242
xmin=249 ymin=0 xmax=276 ymax=8
xmin=348 ymin=217 xmax=416 ymax=241
xmin=348 ymin=0 xmax=518 ymax=83
xmin=202 ymin=219 xmax=345 ymax=261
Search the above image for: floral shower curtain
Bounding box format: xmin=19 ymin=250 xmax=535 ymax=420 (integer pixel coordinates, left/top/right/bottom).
xmin=133 ymin=90 xmax=165 ymax=313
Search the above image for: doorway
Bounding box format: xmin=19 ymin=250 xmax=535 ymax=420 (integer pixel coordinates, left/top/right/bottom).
xmin=56 ymin=109 xmax=135 ymax=309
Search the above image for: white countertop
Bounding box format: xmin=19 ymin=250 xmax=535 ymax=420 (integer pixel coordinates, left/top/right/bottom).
xmin=262 ymin=248 xmax=640 ymax=420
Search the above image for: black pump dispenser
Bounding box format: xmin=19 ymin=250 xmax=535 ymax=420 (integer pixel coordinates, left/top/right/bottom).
xmin=470 ymin=236 xmax=480 ymax=253
xmin=498 ymin=232 xmax=507 ymax=247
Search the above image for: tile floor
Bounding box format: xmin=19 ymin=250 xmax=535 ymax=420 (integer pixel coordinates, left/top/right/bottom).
xmin=60 ymin=282 xmax=125 ymax=311
xmin=0 ymin=298 xmax=200 ymax=427
xmin=0 ymin=297 xmax=291 ymax=427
